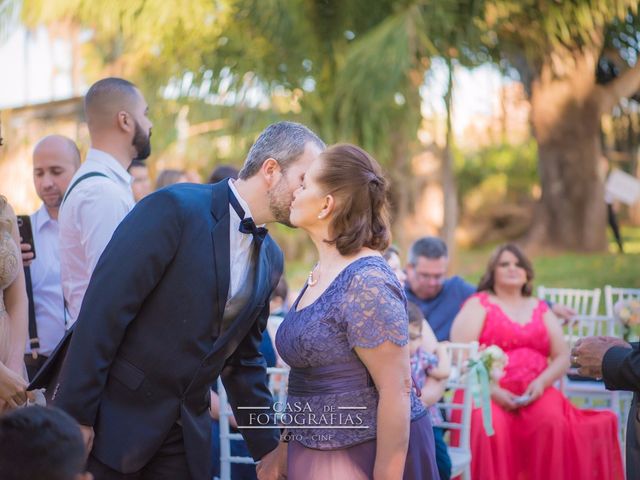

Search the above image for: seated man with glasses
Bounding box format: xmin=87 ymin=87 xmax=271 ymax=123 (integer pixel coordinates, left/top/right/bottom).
xmin=404 ymin=237 xmax=574 ymax=342
xmin=404 ymin=237 xmax=475 ymax=342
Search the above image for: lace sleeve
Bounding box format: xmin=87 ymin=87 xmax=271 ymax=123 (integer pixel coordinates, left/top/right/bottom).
xmin=342 ymin=266 xmax=409 ymax=349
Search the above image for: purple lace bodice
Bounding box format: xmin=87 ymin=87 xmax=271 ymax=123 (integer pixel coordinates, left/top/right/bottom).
xmin=275 ymin=256 xmax=425 ymax=449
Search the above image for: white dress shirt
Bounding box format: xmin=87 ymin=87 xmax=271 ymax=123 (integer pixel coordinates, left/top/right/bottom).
xmin=25 ymin=206 xmax=65 ymax=356
xmin=59 ymin=148 xmax=135 ymax=324
xmin=228 ymin=180 xmax=261 ymax=299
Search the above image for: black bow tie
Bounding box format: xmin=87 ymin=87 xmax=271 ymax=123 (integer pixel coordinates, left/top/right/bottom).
xmin=239 ymin=217 xmax=268 ymax=241
xmin=229 ymin=186 xmax=268 ymax=243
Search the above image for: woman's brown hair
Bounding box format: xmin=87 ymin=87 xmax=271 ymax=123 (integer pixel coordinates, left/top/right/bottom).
xmin=317 ymin=144 xmax=391 ymax=256
xmin=477 ymin=243 xmax=535 ymax=296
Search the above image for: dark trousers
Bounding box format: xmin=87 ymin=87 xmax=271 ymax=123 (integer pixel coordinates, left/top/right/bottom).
xmin=87 ymin=423 xmax=191 ymax=480
xmin=607 ymin=203 xmax=624 ymax=253
xmin=211 ymin=420 xmax=257 ymax=480
xmin=433 ymin=427 xmax=452 ymax=480
xmin=627 ymin=398 xmax=640 ymax=480
xmin=24 ymin=354 xmax=48 ymax=381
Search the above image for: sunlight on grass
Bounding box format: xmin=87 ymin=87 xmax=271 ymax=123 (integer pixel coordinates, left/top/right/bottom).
xmin=283 ymin=227 xmax=640 ymax=296
xmin=454 ymin=227 xmax=640 ymax=290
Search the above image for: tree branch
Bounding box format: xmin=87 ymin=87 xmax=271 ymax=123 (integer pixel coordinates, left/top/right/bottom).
xmin=600 ymin=60 xmax=640 ymax=113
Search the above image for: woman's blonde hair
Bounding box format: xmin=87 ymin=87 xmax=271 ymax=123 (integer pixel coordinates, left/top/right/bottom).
xmin=0 ymin=196 xmax=13 ymax=232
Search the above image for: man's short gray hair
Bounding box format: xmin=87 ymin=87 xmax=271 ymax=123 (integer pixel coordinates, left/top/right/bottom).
xmin=408 ymin=237 xmax=448 ymax=265
xmin=238 ymin=121 xmax=325 ymax=179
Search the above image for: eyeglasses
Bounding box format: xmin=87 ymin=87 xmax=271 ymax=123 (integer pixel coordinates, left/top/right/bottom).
xmin=413 ymin=272 xmax=445 ymax=282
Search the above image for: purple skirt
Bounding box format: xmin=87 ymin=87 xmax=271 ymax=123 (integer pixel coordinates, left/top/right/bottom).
xmin=287 ymin=413 xmax=440 ymax=480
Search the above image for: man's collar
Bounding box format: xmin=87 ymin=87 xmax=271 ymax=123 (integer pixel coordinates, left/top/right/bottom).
xmin=33 ymin=205 xmax=56 ymax=232
xmin=86 ymin=148 xmax=132 ymax=184
xmin=228 ymin=179 xmax=261 ymax=224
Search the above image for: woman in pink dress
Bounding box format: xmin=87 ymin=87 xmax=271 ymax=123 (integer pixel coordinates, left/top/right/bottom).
xmin=450 ymin=244 xmax=623 ymax=480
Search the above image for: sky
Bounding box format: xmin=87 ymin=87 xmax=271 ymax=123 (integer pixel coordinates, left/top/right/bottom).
xmin=0 ymin=25 xmax=77 ymax=107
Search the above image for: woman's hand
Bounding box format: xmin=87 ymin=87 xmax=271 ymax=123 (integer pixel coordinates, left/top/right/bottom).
xmin=522 ymin=377 xmax=545 ymax=405
xmin=491 ymin=385 xmax=518 ymax=411
xmin=0 ymin=363 xmax=27 ymax=408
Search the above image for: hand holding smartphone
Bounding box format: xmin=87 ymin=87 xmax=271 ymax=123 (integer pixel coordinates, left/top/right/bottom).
xmin=17 ymin=215 xmax=36 ymax=263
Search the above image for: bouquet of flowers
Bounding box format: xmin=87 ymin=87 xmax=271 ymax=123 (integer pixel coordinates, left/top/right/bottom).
xmin=613 ymin=299 xmax=640 ymax=341
xmin=466 ymin=345 xmax=508 ymax=436
xmin=479 ymin=345 xmax=508 ymax=382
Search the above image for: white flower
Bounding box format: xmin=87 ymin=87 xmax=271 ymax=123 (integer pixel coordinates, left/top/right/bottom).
xmin=614 ymin=299 xmax=640 ymax=326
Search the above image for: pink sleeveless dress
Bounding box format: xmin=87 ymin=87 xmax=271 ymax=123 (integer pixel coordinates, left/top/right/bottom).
xmin=453 ymin=292 xmax=624 ymax=480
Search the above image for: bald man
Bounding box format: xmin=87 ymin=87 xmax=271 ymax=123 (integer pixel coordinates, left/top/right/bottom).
xmin=21 ymin=135 xmax=80 ymax=378
xmin=59 ymin=77 xmax=153 ymax=325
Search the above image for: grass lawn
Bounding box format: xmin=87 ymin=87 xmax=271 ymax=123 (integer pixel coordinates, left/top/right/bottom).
xmin=284 ymin=227 xmax=640 ymax=294
xmin=454 ymin=226 xmax=640 ymax=289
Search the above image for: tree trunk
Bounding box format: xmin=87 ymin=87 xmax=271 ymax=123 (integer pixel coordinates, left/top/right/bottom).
xmin=389 ymin=129 xmax=411 ymax=252
xmin=441 ymin=58 xmax=458 ymax=255
xmin=530 ymin=51 xmax=607 ymax=251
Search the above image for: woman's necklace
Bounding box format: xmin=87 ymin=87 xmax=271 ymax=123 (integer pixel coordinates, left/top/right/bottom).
xmin=307 ymin=263 xmax=320 ymax=287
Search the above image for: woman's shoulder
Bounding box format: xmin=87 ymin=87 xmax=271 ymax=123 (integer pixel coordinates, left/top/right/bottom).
xmin=344 ymin=255 xmax=401 ymax=291
xmin=463 ymin=291 xmax=489 ymax=308
xmin=0 ymin=196 xmax=14 ymax=232
xmin=0 ymin=195 xmax=9 ymax=215
xmin=347 ymin=253 xmax=393 ymax=276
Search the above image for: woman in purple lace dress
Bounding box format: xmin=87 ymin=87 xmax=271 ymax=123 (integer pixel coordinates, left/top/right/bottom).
xmin=276 ymin=144 xmax=439 ymax=479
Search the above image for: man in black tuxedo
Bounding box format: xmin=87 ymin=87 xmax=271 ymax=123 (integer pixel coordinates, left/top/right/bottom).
xmin=572 ymin=336 xmax=639 ymax=477
xmin=48 ymin=121 xmax=325 ymax=479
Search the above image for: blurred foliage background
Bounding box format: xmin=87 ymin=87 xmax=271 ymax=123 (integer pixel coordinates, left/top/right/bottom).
xmin=1 ymin=0 xmax=640 ymax=287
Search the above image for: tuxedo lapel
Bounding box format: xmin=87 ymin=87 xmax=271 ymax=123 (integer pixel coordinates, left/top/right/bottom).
xmin=210 ymin=181 xmax=231 ymax=324
xmin=206 ymin=240 xmax=270 ymax=365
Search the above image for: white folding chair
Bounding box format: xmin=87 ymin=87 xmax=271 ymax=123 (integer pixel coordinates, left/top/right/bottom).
xmin=564 ymin=314 xmax=616 ymax=345
xmin=436 ymin=341 xmax=479 ymax=480
xmin=537 ymin=286 xmax=601 ymax=317
xmin=217 ymin=367 xmax=289 ymax=480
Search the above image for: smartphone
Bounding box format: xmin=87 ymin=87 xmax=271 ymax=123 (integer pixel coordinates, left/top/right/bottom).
xmin=17 ymin=215 xmax=36 ymax=261
xmin=513 ymin=394 xmax=531 ymax=405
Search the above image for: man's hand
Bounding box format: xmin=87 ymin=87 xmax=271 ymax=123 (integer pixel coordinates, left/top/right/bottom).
xmin=20 ymin=241 xmax=34 ymax=267
xmin=571 ymin=336 xmax=630 ymax=379
xmin=79 ymin=425 xmax=95 ymax=453
xmin=256 ymin=442 xmax=287 ymax=480
xmin=551 ymin=304 xmax=577 ymax=324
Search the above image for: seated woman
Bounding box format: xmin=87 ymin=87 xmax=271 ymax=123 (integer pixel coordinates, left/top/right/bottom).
xmin=450 ymin=244 xmax=623 ymax=480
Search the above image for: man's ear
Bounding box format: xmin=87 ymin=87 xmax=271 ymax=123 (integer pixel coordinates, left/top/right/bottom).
xmin=116 ymin=111 xmax=132 ymax=133
xmin=261 ymin=158 xmax=281 ymax=186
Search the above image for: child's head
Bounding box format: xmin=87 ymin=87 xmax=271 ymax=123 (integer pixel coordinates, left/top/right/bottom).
xmin=383 ymin=246 xmax=406 ymax=284
xmin=407 ymin=302 xmax=425 ymax=355
xmin=0 ymin=406 xmax=92 ymax=480
xmin=270 ymin=276 xmax=289 ymax=314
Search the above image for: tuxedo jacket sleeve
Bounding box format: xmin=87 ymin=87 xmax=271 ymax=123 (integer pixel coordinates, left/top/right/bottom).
xmin=221 ymin=301 xmax=280 ymax=460
xmin=54 ymin=189 xmax=184 ymax=426
xmin=603 ymin=344 xmax=640 ymax=393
